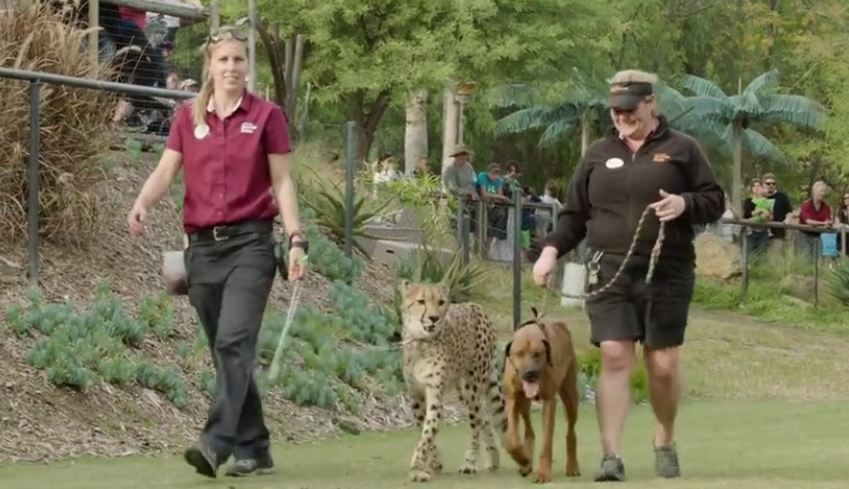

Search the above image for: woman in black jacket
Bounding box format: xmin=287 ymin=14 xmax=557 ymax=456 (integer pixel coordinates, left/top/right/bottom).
xmin=532 ymin=69 xmax=725 ymax=483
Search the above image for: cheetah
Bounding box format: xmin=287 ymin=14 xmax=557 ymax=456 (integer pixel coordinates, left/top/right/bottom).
xmin=399 ymin=280 xmax=507 ymax=482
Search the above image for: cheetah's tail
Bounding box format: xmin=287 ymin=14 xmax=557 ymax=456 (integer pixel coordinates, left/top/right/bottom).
xmin=486 ymin=369 xmax=508 ymax=446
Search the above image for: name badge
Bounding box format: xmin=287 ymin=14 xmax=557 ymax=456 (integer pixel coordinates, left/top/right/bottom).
xmin=240 ymin=122 xmax=257 ymax=134
xmin=194 ymin=124 xmax=209 ymax=139
xmin=605 ymin=157 xmax=624 ymax=169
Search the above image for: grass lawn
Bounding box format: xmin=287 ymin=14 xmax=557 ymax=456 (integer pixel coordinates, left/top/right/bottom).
xmin=2 ymin=400 xmax=847 ymax=489
xmin=5 ymin=264 xmax=849 ymax=488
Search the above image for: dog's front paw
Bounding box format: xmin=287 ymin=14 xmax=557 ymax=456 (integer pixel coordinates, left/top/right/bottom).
xmin=566 ymin=459 xmax=580 ymax=477
xmin=533 ymin=468 xmax=551 ymax=484
xmin=458 ymin=463 xmax=477 ymax=475
xmin=409 ymin=469 xmax=432 ymax=482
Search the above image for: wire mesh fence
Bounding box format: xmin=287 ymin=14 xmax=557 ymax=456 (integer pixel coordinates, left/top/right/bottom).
xmin=43 ymin=1 xmax=207 ymax=136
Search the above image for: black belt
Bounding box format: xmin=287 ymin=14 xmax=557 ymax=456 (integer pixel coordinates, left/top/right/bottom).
xmin=188 ymin=219 xmax=274 ymax=244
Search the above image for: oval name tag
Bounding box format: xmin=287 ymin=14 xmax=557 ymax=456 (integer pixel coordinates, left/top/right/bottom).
xmin=194 ymin=124 xmax=210 ymax=139
xmin=605 ymin=157 xmax=624 ymax=169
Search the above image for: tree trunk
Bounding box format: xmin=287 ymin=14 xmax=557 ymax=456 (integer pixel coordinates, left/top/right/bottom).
xmin=348 ymin=89 xmax=391 ymax=164
xmin=404 ymin=88 xmax=428 ymax=176
xmin=580 ymin=112 xmax=591 ymax=157
xmin=440 ymin=86 xmax=460 ymax=176
xmin=732 ymin=123 xmax=743 ymax=216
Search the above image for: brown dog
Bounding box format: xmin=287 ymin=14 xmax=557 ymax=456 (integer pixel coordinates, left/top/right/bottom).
xmin=502 ymin=308 xmax=580 ymax=483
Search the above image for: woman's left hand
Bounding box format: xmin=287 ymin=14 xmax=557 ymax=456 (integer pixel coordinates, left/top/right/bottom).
xmin=651 ymin=189 xmax=687 ymax=222
xmin=288 ymin=246 xmax=308 ymax=280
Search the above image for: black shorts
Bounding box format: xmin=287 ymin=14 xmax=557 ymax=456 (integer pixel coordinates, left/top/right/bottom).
xmin=584 ymin=252 xmax=695 ymax=349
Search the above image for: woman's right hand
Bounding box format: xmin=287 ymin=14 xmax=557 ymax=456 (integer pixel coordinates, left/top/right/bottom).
xmin=128 ymin=204 xmax=147 ymax=237
xmin=532 ymin=246 xmax=559 ymax=286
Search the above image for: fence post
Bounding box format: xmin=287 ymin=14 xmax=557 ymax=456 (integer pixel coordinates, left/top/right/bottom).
xmin=461 ymin=207 xmax=470 ymax=267
xmin=455 ymin=194 xmax=464 ymax=249
xmin=247 ymin=0 xmax=257 ymax=93
xmin=27 ymin=80 xmax=42 ymax=288
xmin=740 ymin=229 xmax=749 ymax=297
xmin=814 ymin=236 xmax=821 ymax=308
xmin=344 ymin=121 xmax=356 ymax=258
xmin=512 ymin=189 xmax=522 ymax=330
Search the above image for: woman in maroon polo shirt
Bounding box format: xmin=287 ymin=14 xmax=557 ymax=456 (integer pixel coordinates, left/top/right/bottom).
xmin=127 ymin=25 xmax=307 ymax=479
xmin=797 ymin=180 xmax=833 ymax=259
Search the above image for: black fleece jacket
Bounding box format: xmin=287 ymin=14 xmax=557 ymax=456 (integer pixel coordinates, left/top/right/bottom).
xmin=542 ymin=116 xmax=725 ymax=262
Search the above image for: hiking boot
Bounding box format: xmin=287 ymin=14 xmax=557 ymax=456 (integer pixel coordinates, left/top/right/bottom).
xmin=224 ymin=452 xmax=274 ymax=477
xmin=594 ymin=454 xmax=625 ymax=482
xmin=654 ymin=443 xmax=680 ymax=478
xmin=183 ymin=441 xmax=220 ymax=478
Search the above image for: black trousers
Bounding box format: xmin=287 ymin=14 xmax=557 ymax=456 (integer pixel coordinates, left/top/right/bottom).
xmin=183 ymin=226 xmax=277 ymax=461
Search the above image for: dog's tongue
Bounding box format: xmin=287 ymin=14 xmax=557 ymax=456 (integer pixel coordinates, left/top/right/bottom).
xmin=522 ymin=380 xmax=539 ymax=399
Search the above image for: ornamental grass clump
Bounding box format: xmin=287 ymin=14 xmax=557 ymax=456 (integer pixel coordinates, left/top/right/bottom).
xmin=0 ymin=1 xmax=117 ymax=246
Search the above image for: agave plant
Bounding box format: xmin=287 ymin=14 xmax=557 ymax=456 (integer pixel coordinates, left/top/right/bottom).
xmin=398 ymin=240 xmax=494 ymax=304
xmin=825 ymin=259 xmax=849 ymax=307
xmin=298 ymin=177 xmax=396 ymax=259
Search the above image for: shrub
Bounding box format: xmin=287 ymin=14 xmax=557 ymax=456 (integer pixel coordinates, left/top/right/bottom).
xmin=258 ymin=282 xmax=404 ymax=411
xmin=328 ymin=281 xmax=397 ymax=346
xmin=0 ymin=1 xmax=117 ymax=246
xmin=6 ymin=283 xmax=188 ymax=407
xmin=139 ymin=292 xmax=175 ymax=341
xmin=304 ymin=224 xmax=364 ymax=282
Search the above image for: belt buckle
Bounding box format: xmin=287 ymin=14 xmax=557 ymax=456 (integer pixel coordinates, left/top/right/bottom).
xmin=213 ymin=226 xmax=227 ymax=241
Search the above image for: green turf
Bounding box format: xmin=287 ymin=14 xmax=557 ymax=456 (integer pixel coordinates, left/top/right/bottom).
xmin=2 ymin=400 xmax=847 ymax=488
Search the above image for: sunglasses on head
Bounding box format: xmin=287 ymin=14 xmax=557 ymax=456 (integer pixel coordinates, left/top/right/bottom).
xmin=207 ymin=27 xmax=248 ymax=44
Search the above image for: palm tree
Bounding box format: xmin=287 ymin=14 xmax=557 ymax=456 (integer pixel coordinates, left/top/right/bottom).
xmin=493 ymin=68 xmax=609 ymax=156
xmin=677 ymin=69 xmax=827 ymax=213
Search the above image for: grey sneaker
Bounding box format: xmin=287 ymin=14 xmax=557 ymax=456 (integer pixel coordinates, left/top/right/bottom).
xmin=224 ymin=453 xmax=274 ymax=477
xmin=594 ymin=454 xmax=625 ymax=482
xmin=183 ymin=442 xmax=219 ymax=478
xmin=654 ymin=443 xmax=680 ymax=478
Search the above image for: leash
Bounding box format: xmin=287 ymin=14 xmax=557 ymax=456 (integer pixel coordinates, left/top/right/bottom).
xmin=267 ymin=279 xmax=304 ymax=383
xmin=550 ymin=204 xmax=666 ymax=302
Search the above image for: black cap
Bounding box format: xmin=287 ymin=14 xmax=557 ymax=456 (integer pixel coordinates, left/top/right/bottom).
xmin=608 ymin=81 xmax=654 ymax=110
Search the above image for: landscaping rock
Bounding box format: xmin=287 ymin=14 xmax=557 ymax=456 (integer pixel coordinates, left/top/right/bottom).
xmin=779 ymin=274 xmax=816 ymax=302
xmin=694 ymin=232 xmax=742 ymax=280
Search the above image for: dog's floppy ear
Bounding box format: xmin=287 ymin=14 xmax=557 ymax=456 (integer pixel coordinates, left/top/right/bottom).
xmin=542 ymin=339 xmax=552 ymax=366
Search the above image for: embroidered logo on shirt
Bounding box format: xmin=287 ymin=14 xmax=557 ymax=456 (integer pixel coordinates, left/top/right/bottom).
xmin=240 ymin=122 xmax=257 ymax=134
xmin=605 ymin=157 xmax=624 ymax=169
xmin=653 ymin=153 xmax=671 ymax=162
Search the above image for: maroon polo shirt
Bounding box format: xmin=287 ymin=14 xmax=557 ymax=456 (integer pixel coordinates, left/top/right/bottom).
xmin=166 ymin=91 xmax=292 ymax=233
xmin=799 ymin=198 xmax=832 ymax=225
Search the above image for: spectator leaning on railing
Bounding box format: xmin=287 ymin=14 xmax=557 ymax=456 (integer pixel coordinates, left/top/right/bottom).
xmin=797 ymin=180 xmax=833 ymax=259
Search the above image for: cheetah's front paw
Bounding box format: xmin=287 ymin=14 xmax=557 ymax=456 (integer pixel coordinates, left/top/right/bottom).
xmin=409 ymin=469 xmax=432 ymax=482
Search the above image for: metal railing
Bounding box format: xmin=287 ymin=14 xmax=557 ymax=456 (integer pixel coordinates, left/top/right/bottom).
xmin=0 ymin=66 xmax=196 ymax=287
xmin=451 ymin=191 xmax=561 ymax=330
xmin=718 ymin=218 xmax=842 ymax=306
